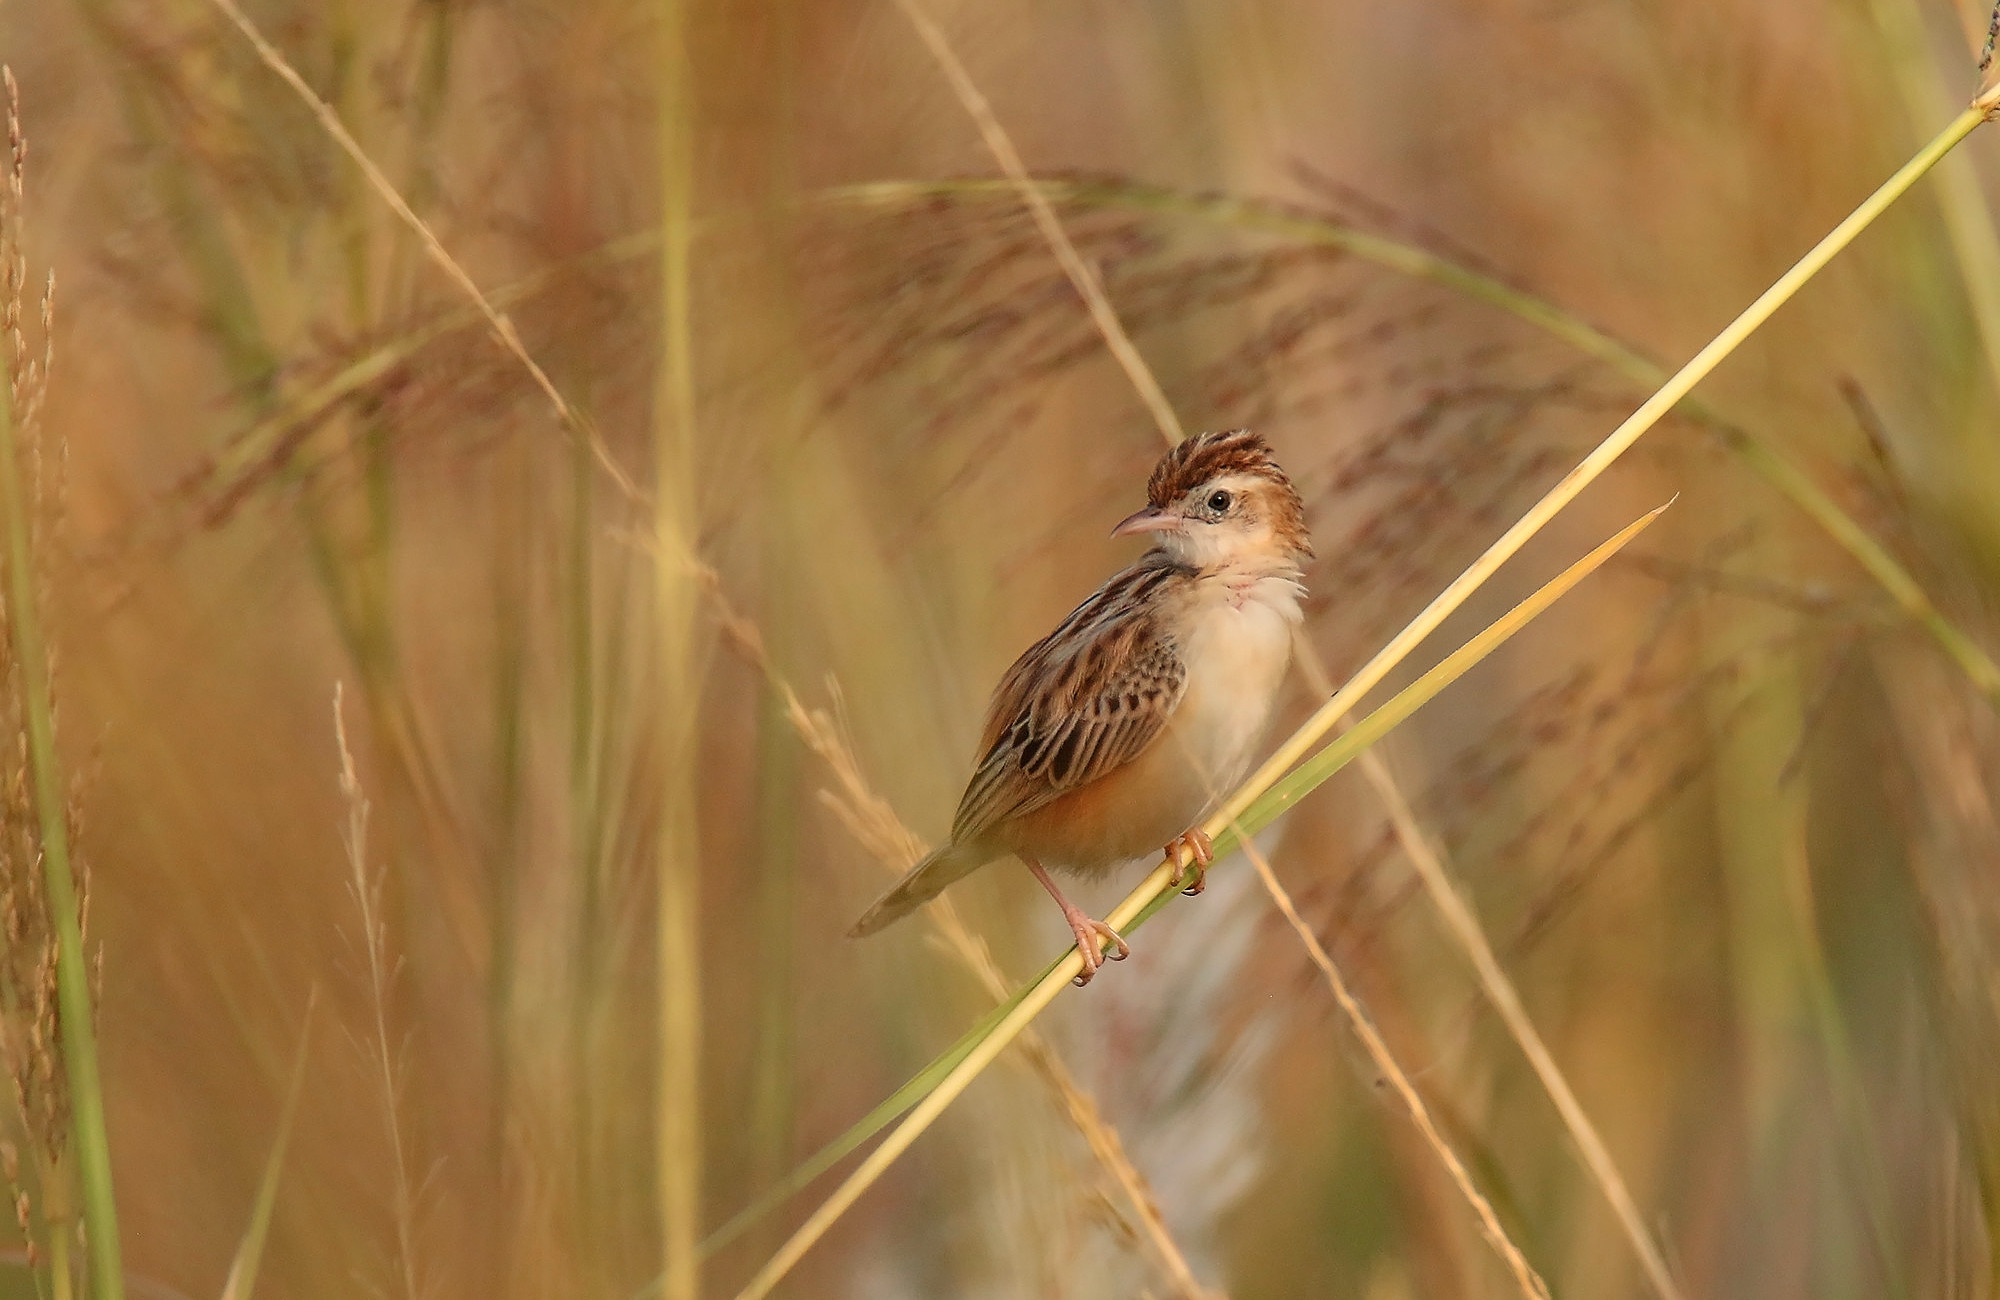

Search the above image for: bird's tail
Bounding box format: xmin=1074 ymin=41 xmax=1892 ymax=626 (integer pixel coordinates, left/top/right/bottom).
xmin=848 ymin=841 xmax=995 ymax=938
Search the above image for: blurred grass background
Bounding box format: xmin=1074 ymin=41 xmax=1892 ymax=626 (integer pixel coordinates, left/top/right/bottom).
xmin=5 ymin=0 xmax=2000 ymax=1296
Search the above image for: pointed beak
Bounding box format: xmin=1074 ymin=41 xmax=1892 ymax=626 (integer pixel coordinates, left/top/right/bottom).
xmin=1111 ymin=506 xmax=1180 ymax=538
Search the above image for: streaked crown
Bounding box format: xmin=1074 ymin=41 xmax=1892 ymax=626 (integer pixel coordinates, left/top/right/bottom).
xmin=1146 ymin=429 xmax=1313 ymax=559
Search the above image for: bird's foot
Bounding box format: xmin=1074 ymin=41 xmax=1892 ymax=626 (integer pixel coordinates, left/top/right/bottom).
xmin=1063 ymin=905 xmax=1130 ymax=986
xmin=1026 ymin=856 xmax=1131 ymax=986
xmin=1165 ymin=827 xmax=1214 ymax=896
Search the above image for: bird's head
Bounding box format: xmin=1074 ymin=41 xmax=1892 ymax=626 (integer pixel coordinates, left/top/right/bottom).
xmin=1111 ymin=429 xmax=1313 ymax=569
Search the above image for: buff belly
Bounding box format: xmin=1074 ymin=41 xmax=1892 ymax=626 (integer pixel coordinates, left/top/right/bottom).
xmin=990 ymin=573 xmax=1299 ymax=876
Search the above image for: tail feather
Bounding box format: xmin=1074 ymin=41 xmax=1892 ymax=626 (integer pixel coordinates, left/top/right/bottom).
xmin=848 ymin=842 xmax=995 ymax=937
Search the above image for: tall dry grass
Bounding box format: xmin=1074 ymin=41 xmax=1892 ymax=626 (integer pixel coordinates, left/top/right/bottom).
xmin=1 ymin=1 xmax=1999 ymax=1298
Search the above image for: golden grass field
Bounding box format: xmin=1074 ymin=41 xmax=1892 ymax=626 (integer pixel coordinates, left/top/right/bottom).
xmin=7 ymin=1 xmax=2000 ymax=1297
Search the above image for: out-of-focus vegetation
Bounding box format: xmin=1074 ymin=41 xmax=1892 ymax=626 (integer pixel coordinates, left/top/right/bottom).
xmin=4 ymin=1 xmax=2000 ymax=1297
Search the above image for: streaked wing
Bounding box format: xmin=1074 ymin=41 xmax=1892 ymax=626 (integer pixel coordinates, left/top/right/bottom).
xmin=951 ymin=556 xmax=1192 ymax=844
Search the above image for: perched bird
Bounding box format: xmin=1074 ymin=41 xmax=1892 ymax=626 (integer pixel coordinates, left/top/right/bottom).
xmin=849 ymin=429 xmax=1314 ymax=983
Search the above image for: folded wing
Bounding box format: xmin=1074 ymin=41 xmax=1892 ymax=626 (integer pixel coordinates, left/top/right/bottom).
xmin=951 ymin=558 xmax=1190 ymax=844
xmin=846 ymin=555 xmax=1191 ymax=938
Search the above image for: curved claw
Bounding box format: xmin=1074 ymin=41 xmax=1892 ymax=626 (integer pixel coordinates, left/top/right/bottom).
xmin=1026 ymin=856 xmax=1133 ymax=987
xmin=1069 ymin=915 xmax=1131 ymax=986
xmin=1164 ymin=828 xmax=1215 ymax=896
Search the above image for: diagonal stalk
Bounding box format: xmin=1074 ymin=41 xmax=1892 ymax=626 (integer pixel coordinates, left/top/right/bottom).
xmin=1353 ymin=749 xmax=1682 ymax=1300
xmin=731 ymin=503 xmax=1667 ymax=1300
xmin=1207 ymin=94 xmax=1996 ymax=857
xmin=890 ymin=0 xmax=1184 ymax=447
xmin=1238 ymin=831 xmax=1549 ymax=1300
xmin=894 ymin=10 xmax=1539 ymax=1288
xmin=738 ymin=85 xmax=2000 ymax=1296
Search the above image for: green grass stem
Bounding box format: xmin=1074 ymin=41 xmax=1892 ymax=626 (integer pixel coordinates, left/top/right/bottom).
xmin=0 ymin=299 xmax=122 ymax=1300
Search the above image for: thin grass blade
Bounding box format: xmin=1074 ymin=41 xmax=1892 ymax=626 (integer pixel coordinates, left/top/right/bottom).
xmin=218 ymin=993 xmax=316 ymax=1300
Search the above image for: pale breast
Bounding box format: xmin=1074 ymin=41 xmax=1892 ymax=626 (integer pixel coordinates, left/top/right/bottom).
xmin=1165 ymin=570 xmax=1304 ymax=805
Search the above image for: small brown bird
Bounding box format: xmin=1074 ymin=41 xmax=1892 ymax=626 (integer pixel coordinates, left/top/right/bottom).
xmin=849 ymin=429 xmax=1313 ymax=983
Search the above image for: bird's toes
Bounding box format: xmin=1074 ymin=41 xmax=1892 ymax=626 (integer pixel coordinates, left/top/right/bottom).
xmin=1165 ymin=830 xmax=1215 ymax=891
xmin=1071 ymin=946 xmax=1101 ymax=986
xmin=1068 ymin=918 xmax=1107 ymax=985
xmin=1166 ymin=832 xmax=1210 ymax=895
xmin=1066 ymin=916 xmax=1128 ymax=984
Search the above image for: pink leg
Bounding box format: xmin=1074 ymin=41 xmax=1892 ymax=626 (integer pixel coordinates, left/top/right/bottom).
xmin=1026 ymin=858 xmax=1130 ymax=986
xmin=1164 ymin=828 xmax=1214 ymax=896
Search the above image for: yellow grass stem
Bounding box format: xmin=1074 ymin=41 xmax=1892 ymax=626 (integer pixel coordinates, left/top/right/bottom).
xmin=730 ymin=503 xmax=1665 ymax=1300
xmin=1236 ymin=831 xmax=1550 ymax=1300
xmin=655 ymin=0 xmax=703 ymax=1296
xmin=741 ymin=89 xmax=1998 ymax=1295
xmin=1207 ymin=96 xmax=1996 ymax=854
xmin=891 ymin=18 xmax=1559 ymax=1291
xmin=50 ymin=1227 xmax=74 ymax=1300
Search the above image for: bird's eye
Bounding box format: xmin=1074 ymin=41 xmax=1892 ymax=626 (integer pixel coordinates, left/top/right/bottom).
xmin=1207 ymin=489 xmax=1233 ymax=513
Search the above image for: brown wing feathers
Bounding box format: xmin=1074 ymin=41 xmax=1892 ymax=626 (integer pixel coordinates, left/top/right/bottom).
xmin=951 ymin=556 xmax=1191 ymax=843
xmin=846 ymin=558 xmax=1191 ymax=939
